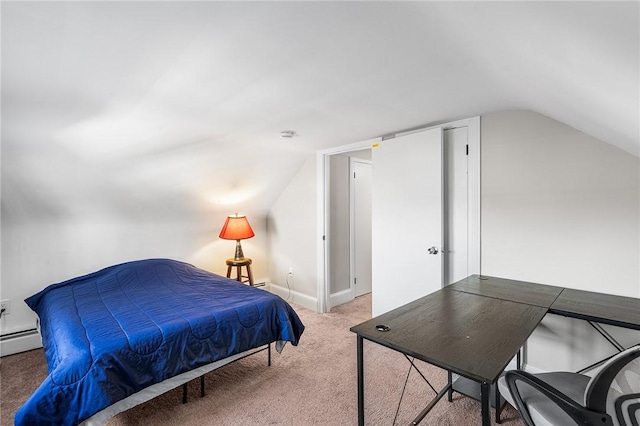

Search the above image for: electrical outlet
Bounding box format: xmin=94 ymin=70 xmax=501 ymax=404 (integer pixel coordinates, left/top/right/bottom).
xmin=0 ymin=299 xmax=10 ymax=315
xmin=288 ymin=267 xmax=294 ymax=275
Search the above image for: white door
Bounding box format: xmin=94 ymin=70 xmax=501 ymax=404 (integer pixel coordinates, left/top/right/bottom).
xmin=351 ymin=159 xmax=372 ymax=297
xmin=371 ymin=128 xmax=443 ymax=316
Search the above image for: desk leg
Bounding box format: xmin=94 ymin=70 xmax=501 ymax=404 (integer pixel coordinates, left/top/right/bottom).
xmin=447 ymin=371 xmax=453 ymax=402
xmin=480 ymin=382 xmax=490 ymax=426
xmin=357 ymin=335 xmax=364 ymax=426
xmin=495 ymin=382 xmax=502 ymax=424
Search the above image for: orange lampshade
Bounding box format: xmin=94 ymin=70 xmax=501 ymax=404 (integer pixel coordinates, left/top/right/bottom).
xmin=219 ymin=214 xmax=255 ymax=241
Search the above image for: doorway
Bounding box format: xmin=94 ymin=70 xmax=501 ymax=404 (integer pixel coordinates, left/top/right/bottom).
xmin=317 ymin=117 xmax=480 ymax=313
xmin=326 ymin=150 xmax=372 ymax=308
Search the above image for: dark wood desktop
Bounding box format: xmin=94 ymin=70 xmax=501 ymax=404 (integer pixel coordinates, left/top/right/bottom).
xmin=351 ymin=275 xmax=640 ymax=426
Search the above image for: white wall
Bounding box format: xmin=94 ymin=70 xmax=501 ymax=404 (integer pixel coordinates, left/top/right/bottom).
xmin=481 ymin=110 xmax=640 ymax=372
xmin=266 ymin=155 xmax=318 ymax=309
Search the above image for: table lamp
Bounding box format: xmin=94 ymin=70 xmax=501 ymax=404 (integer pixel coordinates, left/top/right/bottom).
xmin=219 ymin=214 xmax=255 ymax=260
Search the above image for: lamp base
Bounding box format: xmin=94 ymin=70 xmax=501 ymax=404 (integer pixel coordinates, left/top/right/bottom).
xmin=234 ymin=240 xmax=245 ymax=261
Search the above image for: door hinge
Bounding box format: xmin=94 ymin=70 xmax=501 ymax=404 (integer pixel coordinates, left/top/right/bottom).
xmin=322 ymin=235 xmax=326 ymax=241
xmin=466 ymin=144 xmax=469 ymax=156
xmin=354 ymin=277 xmax=357 ymax=285
xmin=353 ymin=172 xmax=356 ymax=178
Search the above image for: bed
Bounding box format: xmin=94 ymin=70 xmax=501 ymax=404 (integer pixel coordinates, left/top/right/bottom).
xmin=15 ymin=258 xmax=305 ymax=426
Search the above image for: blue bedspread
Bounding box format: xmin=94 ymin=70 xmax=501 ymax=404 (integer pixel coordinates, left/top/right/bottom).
xmin=16 ymin=259 xmax=305 ymax=426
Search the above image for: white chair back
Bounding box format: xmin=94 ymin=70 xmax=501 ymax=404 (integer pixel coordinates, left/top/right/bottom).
xmin=585 ymin=345 xmax=640 ymax=426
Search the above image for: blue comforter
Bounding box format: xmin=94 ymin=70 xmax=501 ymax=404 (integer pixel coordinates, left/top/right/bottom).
xmin=16 ymin=259 xmax=305 ymax=426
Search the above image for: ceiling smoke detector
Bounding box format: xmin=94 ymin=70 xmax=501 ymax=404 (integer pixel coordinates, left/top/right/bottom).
xmin=280 ymin=130 xmax=297 ymax=138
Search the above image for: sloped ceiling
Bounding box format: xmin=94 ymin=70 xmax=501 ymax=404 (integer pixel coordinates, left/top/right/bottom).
xmin=2 ymin=1 xmax=638 ymax=220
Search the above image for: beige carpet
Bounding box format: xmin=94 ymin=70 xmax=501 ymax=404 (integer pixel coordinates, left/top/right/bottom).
xmin=1 ymin=294 xmax=524 ymax=425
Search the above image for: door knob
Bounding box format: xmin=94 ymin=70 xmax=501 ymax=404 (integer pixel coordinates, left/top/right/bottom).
xmin=427 ymin=246 xmax=439 ymax=255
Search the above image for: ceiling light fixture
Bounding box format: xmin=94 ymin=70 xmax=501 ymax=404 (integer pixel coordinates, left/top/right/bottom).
xmin=280 ymin=130 xmax=296 ymax=138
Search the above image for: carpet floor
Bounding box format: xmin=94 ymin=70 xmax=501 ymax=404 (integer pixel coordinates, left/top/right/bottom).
xmin=1 ymin=294 xmax=524 ymax=425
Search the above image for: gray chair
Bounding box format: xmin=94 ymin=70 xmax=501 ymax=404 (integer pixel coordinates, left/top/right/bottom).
xmin=497 ymin=345 xmax=640 ymax=426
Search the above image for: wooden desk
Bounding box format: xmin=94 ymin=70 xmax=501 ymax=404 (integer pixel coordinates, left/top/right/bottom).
xmin=351 ymin=275 xmax=640 ymax=426
xmin=351 ymin=289 xmax=548 ymax=426
xmin=550 ymin=288 xmax=640 ymax=331
xmin=447 ymin=274 xmax=563 ymax=308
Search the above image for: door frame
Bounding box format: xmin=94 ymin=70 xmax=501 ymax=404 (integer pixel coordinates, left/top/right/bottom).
xmin=350 ymin=157 xmax=373 ymax=298
xmin=317 ymin=139 xmax=378 ymax=313
xmin=316 ymin=116 xmax=480 ymax=313
xmin=441 ymin=117 xmax=481 ymax=277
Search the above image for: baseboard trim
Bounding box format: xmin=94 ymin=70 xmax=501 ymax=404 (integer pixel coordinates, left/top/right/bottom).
xmin=521 ymin=363 xmax=547 ymax=374
xmin=268 ymin=283 xmax=318 ymax=312
xmin=1 ymin=329 xmax=42 ymax=356
xmin=329 ymin=289 xmax=353 ymax=309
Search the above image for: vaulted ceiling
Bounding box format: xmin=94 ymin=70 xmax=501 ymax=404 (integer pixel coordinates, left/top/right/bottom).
xmin=2 ymin=1 xmax=638 ymax=220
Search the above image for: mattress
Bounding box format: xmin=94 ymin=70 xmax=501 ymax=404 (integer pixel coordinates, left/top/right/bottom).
xmin=16 ymin=258 xmax=305 ymax=426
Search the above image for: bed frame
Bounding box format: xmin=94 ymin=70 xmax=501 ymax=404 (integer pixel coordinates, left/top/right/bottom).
xmin=181 ymin=343 xmax=271 ymax=403
xmin=81 ymin=343 xmax=273 ymax=426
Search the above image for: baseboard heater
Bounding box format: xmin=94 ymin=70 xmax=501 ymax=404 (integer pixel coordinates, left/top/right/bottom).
xmin=1 ymin=328 xmax=41 ymax=356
